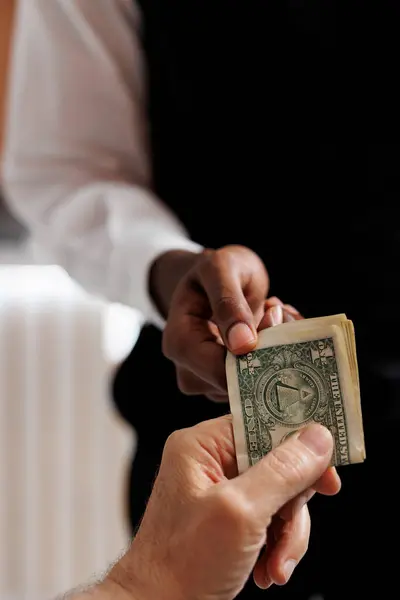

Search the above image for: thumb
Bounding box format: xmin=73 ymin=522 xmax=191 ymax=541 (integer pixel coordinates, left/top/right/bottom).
xmin=197 ymin=247 xmax=269 ymax=354
xmin=230 ymin=424 xmax=333 ymax=523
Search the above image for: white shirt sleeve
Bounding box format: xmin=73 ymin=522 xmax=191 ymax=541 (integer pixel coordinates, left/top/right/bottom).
xmin=1 ymin=0 xmax=202 ymax=328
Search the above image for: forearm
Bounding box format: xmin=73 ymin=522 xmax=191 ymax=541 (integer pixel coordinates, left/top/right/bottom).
xmin=2 ymin=0 xmax=202 ymax=326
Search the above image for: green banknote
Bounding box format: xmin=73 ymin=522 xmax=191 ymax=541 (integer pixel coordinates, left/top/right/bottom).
xmin=226 ymin=315 xmax=365 ymax=472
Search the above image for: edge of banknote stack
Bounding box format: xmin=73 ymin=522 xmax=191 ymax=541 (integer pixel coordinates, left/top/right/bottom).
xmin=226 ymin=314 xmax=366 ymax=473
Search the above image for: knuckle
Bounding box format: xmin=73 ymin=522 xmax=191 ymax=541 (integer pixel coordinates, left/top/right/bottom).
xmin=161 ymin=325 xmax=173 ymax=358
xmin=200 ymin=248 xmax=233 ymax=277
xmin=176 ymin=371 xmax=192 ymax=395
xmin=164 ymin=428 xmax=188 ymax=455
xmin=212 ymin=487 xmax=254 ymax=530
xmin=213 ymin=296 xmax=248 ymax=324
xmin=214 ymin=247 xmax=236 ymax=269
xmin=178 ymin=380 xmax=192 ymax=395
xmin=198 ymin=248 xmax=216 ymax=273
xmin=267 ymin=445 xmax=307 ymax=488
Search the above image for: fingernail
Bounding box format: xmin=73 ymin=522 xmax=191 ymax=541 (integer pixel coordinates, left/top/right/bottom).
xmin=260 ymin=571 xmax=274 ymax=590
xmin=227 ymin=322 xmax=256 ymax=352
xmin=283 ymin=311 xmax=295 ymax=322
xmin=269 ymin=305 xmax=283 ymax=326
xmin=298 ymin=424 xmax=332 ymax=456
xmin=255 ymin=579 xmax=273 ymax=590
xmin=283 ymin=560 xmax=297 ymax=581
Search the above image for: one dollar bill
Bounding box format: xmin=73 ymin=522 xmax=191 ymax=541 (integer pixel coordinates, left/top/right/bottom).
xmin=226 ymin=314 xmax=365 ymax=472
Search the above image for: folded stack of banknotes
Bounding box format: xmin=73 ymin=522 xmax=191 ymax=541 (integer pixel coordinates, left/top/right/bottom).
xmin=226 ymin=314 xmax=365 ymax=472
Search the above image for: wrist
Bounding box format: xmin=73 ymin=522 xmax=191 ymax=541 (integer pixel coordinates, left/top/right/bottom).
xmin=106 ymin=540 xmax=184 ymax=600
xmin=149 ymin=249 xmax=202 ymax=318
xmin=103 ymin=566 xmax=143 ymax=600
xmin=97 ymin=578 xmax=139 ymax=600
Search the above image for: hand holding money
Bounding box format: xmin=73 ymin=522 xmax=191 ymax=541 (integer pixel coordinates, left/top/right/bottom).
xmin=227 ymin=314 xmax=365 ymax=471
xmin=100 ymin=417 xmax=338 ymax=600
xmin=161 ymin=245 xmax=301 ymax=403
